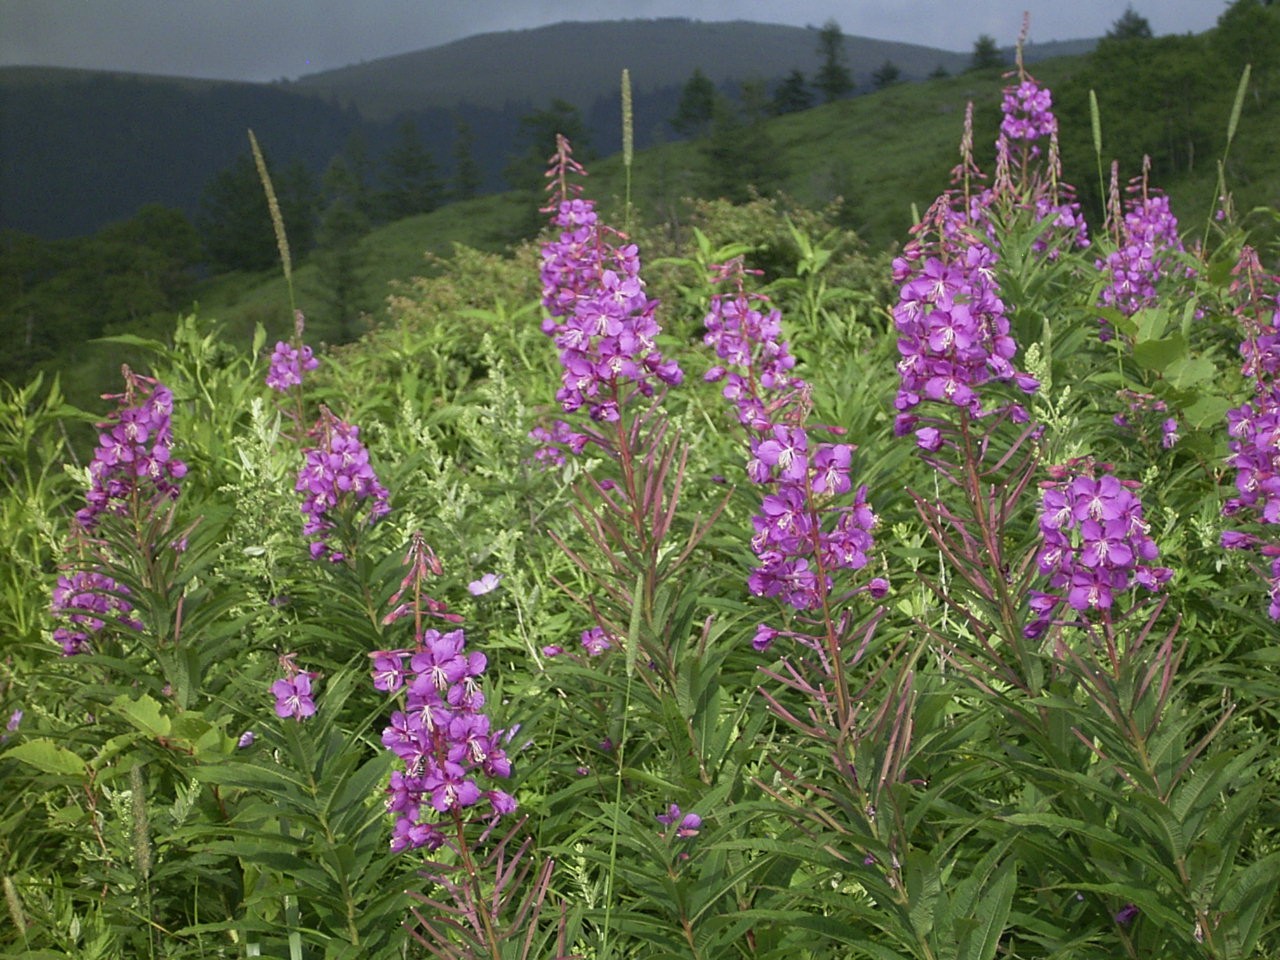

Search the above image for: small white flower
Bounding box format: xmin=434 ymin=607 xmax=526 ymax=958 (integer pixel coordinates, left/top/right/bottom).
xmin=467 ymin=573 xmax=502 ymax=596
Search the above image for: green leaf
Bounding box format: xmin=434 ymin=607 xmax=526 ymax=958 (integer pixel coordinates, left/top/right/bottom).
xmin=958 ymin=860 xmax=1015 ymax=960
xmin=1132 ymin=331 xmax=1187 ymax=373
xmin=906 ymin=848 xmax=941 ymax=940
xmin=109 ymin=693 xmax=172 ymax=739
xmin=5 ymin=738 xmax=86 ymax=776
xmin=1131 ymin=308 xmax=1169 ymax=344
xmin=90 ymin=333 xmax=169 ymax=353
xmin=1165 ymin=354 xmax=1216 ymax=390
xmin=1183 ymin=393 xmax=1233 ymax=430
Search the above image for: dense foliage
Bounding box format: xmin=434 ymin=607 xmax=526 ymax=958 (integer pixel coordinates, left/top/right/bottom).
xmin=3 ymin=41 xmax=1280 ymax=960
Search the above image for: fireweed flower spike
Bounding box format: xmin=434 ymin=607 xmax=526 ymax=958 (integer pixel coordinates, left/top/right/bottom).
xmin=295 ymin=406 xmax=390 ymax=561
xmin=702 ymin=260 xmax=882 ymax=617
xmin=886 ymin=79 xmax=1080 ymax=440
xmin=952 ymin=64 xmax=1087 ymax=260
xmin=372 ymin=538 xmax=515 ymax=852
xmin=75 ymin=367 xmax=188 ymax=531
xmin=888 ymin=69 xmax=1088 ymax=443
xmin=891 ymin=211 xmax=1038 ymax=438
xmin=535 ymin=136 xmax=683 ymax=435
xmin=702 ymin=258 xmax=804 ymax=429
xmin=1096 ymin=161 xmax=1188 ymax=338
xmin=54 ymin=367 xmax=182 ymax=655
xmin=1025 ymin=462 xmax=1171 ymax=638
xmin=51 ymin=567 xmax=143 ymax=656
xmin=1222 ymin=248 xmax=1280 ymax=617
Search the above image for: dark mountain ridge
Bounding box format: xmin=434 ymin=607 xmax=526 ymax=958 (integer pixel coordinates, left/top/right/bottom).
xmin=290 ymin=18 xmax=1096 ymax=118
xmin=0 ymin=19 xmax=1097 ymax=239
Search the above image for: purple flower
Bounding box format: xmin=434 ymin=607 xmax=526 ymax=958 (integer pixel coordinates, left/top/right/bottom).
xmin=1096 ymin=189 xmax=1187 ymax=333
xmin=374 ymin=562 xmax=516 ymax=851
xmin=580 ymin=627 xmax=612 ymax=656
xmin=6 ymin=709 xmax=21 ymax=733
xmin=752 ymin=624 xmax=778 ymax=652
xmin=370 ymin=650 xmax=408 ymax=692
xmin=702 ymin=260 xmax=804 ymax=428
xmin=237 ymin=730 xmax=256 ymax=749
xmin=676 ymin=813 xmax=702 ymax=838
xmin=75 ymin=370 xmax=187 ymax=531
xmin=467 ymin=573 xmax=502 ymax=596
xmin=1027 ymin=465 xmax=1169 ymax=634
xmin=1114 ymin=903 xmax=1140 ymax=926
xmin=271 ymin=671 xmax=317 ymax=720
xmin=539 ymin=143 xmax=683 ymax=427
xmin=390 ymin=817 xmax=444 ymax=853
xmin=50 ymin=568 xmax=142 ymax=656
xmin=1000 ymin=78 xmax=1058 ymax=143
xmin=295 ymin=408 xmax=390 ymax=561
xmin=656 ymin=803 xmax=702 ymax=840
xmin=266 ymin=340 xmax=319 ymax=392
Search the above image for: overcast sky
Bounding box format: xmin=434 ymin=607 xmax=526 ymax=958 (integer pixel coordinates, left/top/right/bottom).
xmin=2 ymin=0 xmax=1225 ymax=83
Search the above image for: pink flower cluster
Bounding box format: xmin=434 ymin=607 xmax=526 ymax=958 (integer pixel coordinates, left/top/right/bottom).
xmin=1026 ymin=465 xmax=1171 ymax=637
xmin=50 ymin=569 xmax=142 ymax=656
xmin=892 ymin=232 xmax=1038 ymax=442
xmin=701 ymin=261 xmax=882 ymax=619
xmin=1097 ymin=191 xmax=1185 ymax=329
xmin=745 ymin=426 xmax=878 ymax=611
xmin=1000 ymin=78 xmax=1058 ymax=144
xmin=982 ymin=75 xmax=1089 ymax=257
xmin=76 ymin=370 xmax=187 ymax=530
xmin=702 ymin=258 xmax=803 ymax=429
xmin=295 ymin=408 xmax=390 ymax=561
xmin=1222 ymin=248 xmax=1280 ymax=617
xmin=265 ymin=340 xmax=319 ymax=392
xmin=538 ymin=196 xmax=683 ymax=423
xmin=372 ymin=627 xmax=515 ymax=852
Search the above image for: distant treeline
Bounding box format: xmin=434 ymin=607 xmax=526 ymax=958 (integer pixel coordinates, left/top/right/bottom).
xmin=0 ymin=71 xmax=690 ymax=241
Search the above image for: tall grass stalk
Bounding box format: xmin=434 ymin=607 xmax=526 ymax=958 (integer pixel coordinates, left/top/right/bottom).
xmin=621 ymin=68 xmax=634 ymax=232
xmin=3 ymin=876 xmax=27 ymax=949
xmin=1203 ymin=64 xmax=1251 ymax=247
xmin=129 ymin=761 xmax=155 ymax=959
xmin=248 ymin=128 xmax=296 ymax=317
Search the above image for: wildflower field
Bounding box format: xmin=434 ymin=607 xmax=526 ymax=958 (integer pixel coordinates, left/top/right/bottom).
xmin=2 ymin=57 xmax=1279 ymax=960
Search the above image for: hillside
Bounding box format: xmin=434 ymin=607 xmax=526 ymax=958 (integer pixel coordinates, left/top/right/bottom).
xmin=119 ymin=37 xmax=1280 ymax=363
xmin=1 ymin=19 xmax=1093 ymax=239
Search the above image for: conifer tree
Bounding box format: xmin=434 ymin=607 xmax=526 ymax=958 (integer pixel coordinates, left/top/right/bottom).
xmin=772 ymin=70 xmax=814 ymax=115
xmin=315 ymin=158 xmax=371 ymax=341
xmin=505 ymin=99 xmax=590 ymax=192
xmin=1107 ymin=5 xmax=1154 ymax=40
xmin=969 ymin=34 xmax=1005 ymax=71
xmin=872 ymin=60 xmax=901 ymax=89
xmin=672 ymin=69 xmax=717 ymax=137
xmin=815 ymin=20 xmax=854 ymax=102
xmin=378 ymin=119 xmax=443 ymax=220
xmin=451 ymin=116 xmax=482 ymax=202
